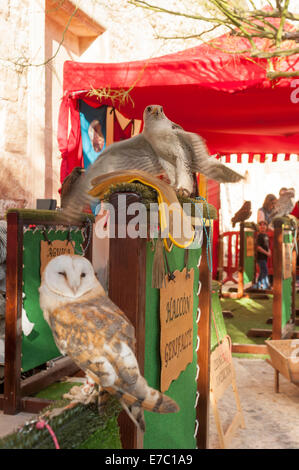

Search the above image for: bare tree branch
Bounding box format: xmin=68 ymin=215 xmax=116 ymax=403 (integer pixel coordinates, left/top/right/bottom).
xmin=129 ymin=0 xmax=299 ymax=79
xmin=0 ymin=1 xmax=79 ymax=72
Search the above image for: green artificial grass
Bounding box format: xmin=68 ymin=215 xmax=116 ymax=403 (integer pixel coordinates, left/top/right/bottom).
xmin=220 ymin=292 xmax=299 ymax=359
xmin=6 ymin=208 xmax=95 ymax=223
xmin=34 ymin=381 xmax=82 ymax=400
xmin=221 ymin=296 xmax=274 ymax=345
xmin=102 ymin=181 xmax=218 ymax=220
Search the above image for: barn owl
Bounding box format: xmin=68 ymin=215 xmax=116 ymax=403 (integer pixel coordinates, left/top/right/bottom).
xmin=63 ymin=105 xmax=243 ymax=222
xmin=39 ymin=255 xmax=179 ymax=432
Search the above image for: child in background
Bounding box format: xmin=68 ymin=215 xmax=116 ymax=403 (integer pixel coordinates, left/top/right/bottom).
xmin=256 ymin=220 xmax=271 ymax=290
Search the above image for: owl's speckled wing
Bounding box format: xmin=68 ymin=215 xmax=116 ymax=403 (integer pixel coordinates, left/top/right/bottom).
xmin=50 ymin=295 xmax=135 ymax=360
xmin=48 ymin=294 xmax=178 ymax=431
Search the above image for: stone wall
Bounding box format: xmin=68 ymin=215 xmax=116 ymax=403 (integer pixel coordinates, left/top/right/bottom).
xmin=0 ymin=0 xmax=222 ymax=214
xmin=0 ymin=0 xmax=31 ymax=215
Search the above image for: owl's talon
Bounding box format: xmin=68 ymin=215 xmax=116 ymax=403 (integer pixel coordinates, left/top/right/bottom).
xmin=63 ymin=383 xmax=98 ymax=405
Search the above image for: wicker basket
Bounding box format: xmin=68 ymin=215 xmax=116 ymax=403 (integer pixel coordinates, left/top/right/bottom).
xmin=265 ymin=340 xmax=299 ymax=384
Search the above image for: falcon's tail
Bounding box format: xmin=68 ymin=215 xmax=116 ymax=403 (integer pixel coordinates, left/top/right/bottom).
xmin=59 ymin=172 xmax=96 ymax=224
xmin=184 ymin=131 xmax=244 ymax=183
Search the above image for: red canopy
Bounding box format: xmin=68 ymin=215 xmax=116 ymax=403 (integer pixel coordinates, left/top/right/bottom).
xmin=58 ymin=29 xmax=299 ymax=279
xmin=59 ymin=32 xmax=299 ymax=179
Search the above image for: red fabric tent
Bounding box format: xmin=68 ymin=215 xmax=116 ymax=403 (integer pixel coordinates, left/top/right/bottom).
xmin=58 ymin=34 xmax=299 ymax=179
xmin=58 ymin=29 xmax=299 ymax=278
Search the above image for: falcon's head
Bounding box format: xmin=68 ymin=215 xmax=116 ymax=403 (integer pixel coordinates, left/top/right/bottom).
xmin=143 ymin=104 xmax=166 ymax=123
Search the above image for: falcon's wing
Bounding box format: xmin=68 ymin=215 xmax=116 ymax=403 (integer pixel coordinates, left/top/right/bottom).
xmin=176 ymin=130 xmax=244 ymax=183
xmin=90 ymin=134 xmax=164 ymax=175
xmin=62 ymin=134 xmax=164 ymax=222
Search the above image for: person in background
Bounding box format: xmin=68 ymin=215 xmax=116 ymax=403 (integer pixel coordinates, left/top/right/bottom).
xmin=257 ymin=194 xmax=277 ymax=226
xmin=255 ymin=220 xmax=271 ymax=290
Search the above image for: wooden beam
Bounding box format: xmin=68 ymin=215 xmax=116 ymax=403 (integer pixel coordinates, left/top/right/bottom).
xmin=291 ymin=243 xmax=296 ymax=324
xmin=221 ymin=292 xmax=247 ymax=300
xmin=232 ymin=343 xmax=268 ymax=355
xmin=3 ymin=212 xmax=23 ymax=414
xmin=247 ymin=328 xmax=272 ymax=338
xmin=21 ymin=357 xmax=79 ymax=397
xmin=108 ymin=193 xmax=147 ymax=450
xmin=272 ymin=227 xmax=283 ymax=340
xmin=237 ymin=222 xmax=245 ymax=298
xmin=197 ymin=226 xmax=211 ymax=450
xmin=20 ymin=397 xmax=53 ymax=414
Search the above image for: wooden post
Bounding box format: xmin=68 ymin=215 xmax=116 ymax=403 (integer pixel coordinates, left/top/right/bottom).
xmin=291 ymin=242 xmax=297 ymax=325
xmin=4 ymin=212 xmax=23 ymax=414
xmin=237 ymin=222 xmax=244 ymax=298
xmin=197 ymin=225 xmax=211 ymax=449
xmin=272 ymin=227 xmax=283 ymax=340
xmin=108 ymin=193 xmax=147 ymax=450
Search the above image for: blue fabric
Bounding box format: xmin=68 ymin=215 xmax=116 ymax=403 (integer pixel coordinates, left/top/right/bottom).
xmin=79 ymin=101 xmax=107 ymax=169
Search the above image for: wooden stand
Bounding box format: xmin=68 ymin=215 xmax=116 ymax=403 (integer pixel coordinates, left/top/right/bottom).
xmin=221 ymin=222 xmax=255 ymax=300
xmin=0 ymin=210 xmax=93 ymax=415
xmin=108 ymin=193 xmax=212 ymax=450
xmin=235 ymin=221 xmax=297 ymax=355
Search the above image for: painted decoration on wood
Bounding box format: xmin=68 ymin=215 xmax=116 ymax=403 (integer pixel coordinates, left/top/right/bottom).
xmin=246 ymin=234 xmax=254 ymax=257
xmin=40 ymin=240 xmax=75 ymax=276
xmin=283 ymin=243 xmax=292 ymax=280
xmin=160 ymin=267 xmax=194 ymax=392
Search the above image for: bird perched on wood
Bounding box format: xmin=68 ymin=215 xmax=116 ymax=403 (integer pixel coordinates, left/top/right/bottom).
xmin=63 ymin=105 xmax=243 ymax=222
xmin=60 ymin=167 xmax=85 ymax=209
xmin=231 ymin=201 xmax=252 ymax=227
xmin=39 ymin=255 xmax=179 ymax=432
xmin=270 ymin=188 xmax=296 ymax=220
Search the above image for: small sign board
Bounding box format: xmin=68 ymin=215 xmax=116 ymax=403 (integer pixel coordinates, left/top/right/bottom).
xmin=283 ymin=243 xmax=293 ymax=280
xmin=160 ymin=268 xmax=194 ymax=392
xmin=40 ymin=240 xmax=75 ymax=276
xmin=246 ymin=234 xmax=254 ymax=257
xmin=210 ymin=336 xmax=233 ymax=401
xmin=210 ymin=335 xmax=245 ymax=448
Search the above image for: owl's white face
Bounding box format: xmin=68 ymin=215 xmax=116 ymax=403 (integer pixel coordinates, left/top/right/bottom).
xmin=42 ymin=255 xmax=98 ymax=299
